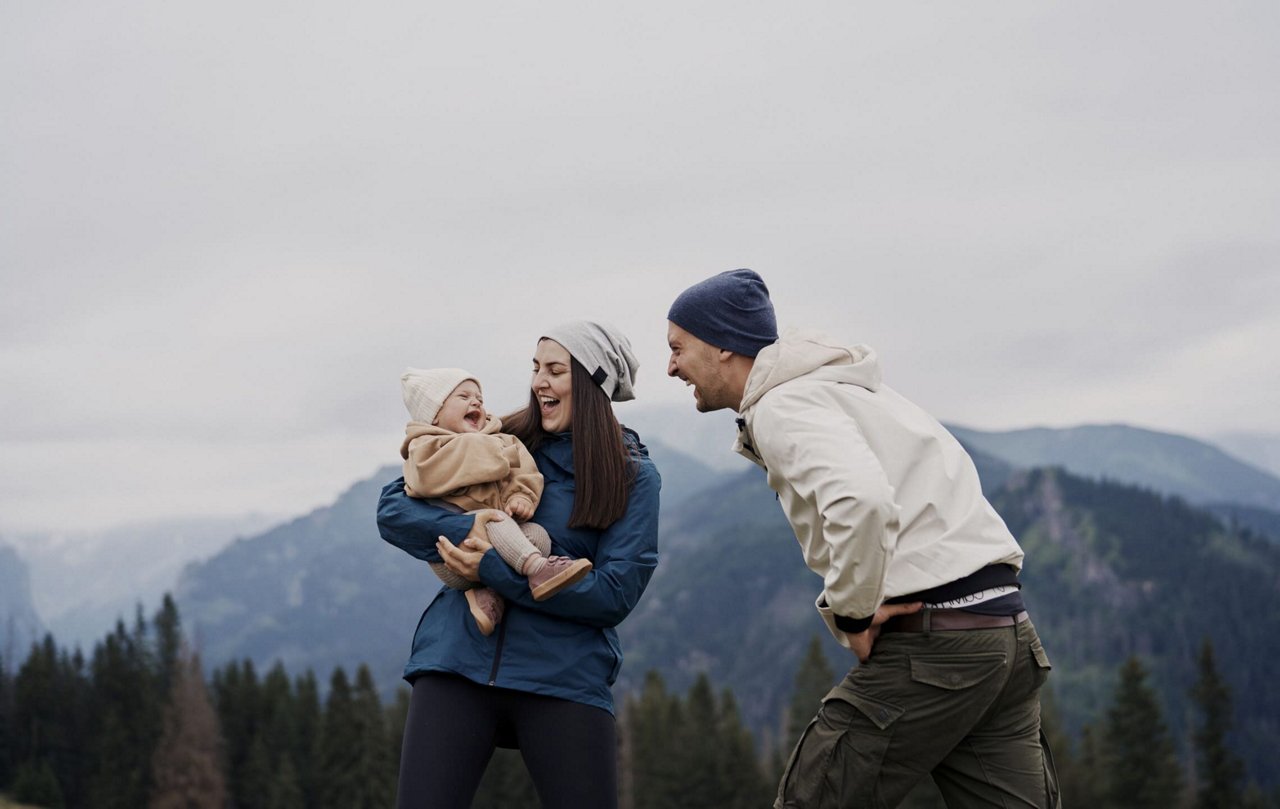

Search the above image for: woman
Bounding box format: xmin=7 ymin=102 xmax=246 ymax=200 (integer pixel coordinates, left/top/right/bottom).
xmin=377 ymin=320 xmax=661 ymax=809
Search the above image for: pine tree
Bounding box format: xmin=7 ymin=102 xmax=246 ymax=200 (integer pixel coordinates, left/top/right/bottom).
xmin=717 ymin=688 xmax=771 ymax=809
xmin=251 ymin=661 xmax=300 ymax=809
xmin=15 ymin=634 xmax=91 ymax=806
xmin=628 ymin=670 xmax=682 ymax=809
xmin=265 ymin=755 xmax=305 ymax=809
xmin=785 ymin=635 xmax=835 ymax=755
xmin=1104 ymin=656 xmax=1183 ymax=809
xmin=149 ymin=650 xmax=227 ymax=809
xmin=14 ymin=636 xmax=59 ymax=764
xmin=292 ymin=670 xmax=322 ymax=808
xmin=350 ymin=664 xmax=396 ymax=808
xmin=87 ymin=616 xmax=164 ymax=808
xmin=12 ymin=758 xmax=65 ymax=808
xmin=386 ymin=686 xmax=411 ymax=788
xmin=1038 ymin=687 xmax=1078 ymax=804
xmin=213 ymin=658 xmax=262 ymax=808
xmin=240 ymin=733 xmax=275 ymax=808
xmin=0 ymin=653 xmax=12 ymax=787
xmin=1075 ymin=723 xmax=1106 ymax=808
xmin=317 ymin=667 xmax=361 ymax=809
xmin=152 ymin=595 xmax=183 ymax=699
xmin=1191 ymin=639 xmax=1244 ymax=809
xmin=671 ymin=673 xmax=725 ymax=808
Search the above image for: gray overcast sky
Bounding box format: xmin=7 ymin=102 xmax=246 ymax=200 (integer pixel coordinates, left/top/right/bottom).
xmin=2 ymin=1 xmax=1277 ymax=533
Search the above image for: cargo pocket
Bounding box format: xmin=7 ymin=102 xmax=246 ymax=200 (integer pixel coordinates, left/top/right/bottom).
xmin=1030 ymin=639 xmax=1052 ymax=691
xmin=777 ymin=685 xmax=903 ymax=808
xmin=909 ymin=653 xmax=1007 ymax=691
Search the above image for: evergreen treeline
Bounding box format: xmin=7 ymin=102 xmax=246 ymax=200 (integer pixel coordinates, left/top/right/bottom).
xmin=2 ymin=597 xmax=1277 ymax=808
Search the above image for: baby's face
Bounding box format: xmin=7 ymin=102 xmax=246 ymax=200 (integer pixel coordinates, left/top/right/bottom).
xmin=434 ymin=379 xmax=487 ymax=433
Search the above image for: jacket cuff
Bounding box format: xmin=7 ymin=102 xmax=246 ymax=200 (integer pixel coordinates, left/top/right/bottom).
xmin=834 ymin=613 xmax=874 ymax=634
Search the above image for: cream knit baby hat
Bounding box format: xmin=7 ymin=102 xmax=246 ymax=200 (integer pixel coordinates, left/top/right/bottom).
xmin=401 ymin=367 xmax=479 ymax=425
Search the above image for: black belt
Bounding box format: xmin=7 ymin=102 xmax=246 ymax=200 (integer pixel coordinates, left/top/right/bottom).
xmin=881 ymin=609 xmax=1029 ymax=633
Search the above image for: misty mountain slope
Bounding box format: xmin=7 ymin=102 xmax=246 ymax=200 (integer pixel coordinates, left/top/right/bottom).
xmin=950 ymin=423 xmax=1280 ymax=510
xmin=176 ymin=465 xmax=424 ymax=691
xmin=6 ymin=514 xmax=279 ymax=650
xmin=995 ymin=468 xmax=1280 ymax=783
xmin=1211 ymin=430 xmax=1280 ymax=479
xmin=634 ymin=436 xmax=719 ymax=511
xmin=1204 ymin=501 xmax=1280 ymax=543
xmin=0 ymin=543 xmax=44 ymax=661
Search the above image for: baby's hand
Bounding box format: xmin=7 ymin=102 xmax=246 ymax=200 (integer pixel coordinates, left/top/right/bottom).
xmin=505 ymin=497 xmax=534 ymax=520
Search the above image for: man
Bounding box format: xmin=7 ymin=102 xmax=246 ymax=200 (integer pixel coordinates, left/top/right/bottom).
xmin=666 ymin=269 xmax=1059 ymax=809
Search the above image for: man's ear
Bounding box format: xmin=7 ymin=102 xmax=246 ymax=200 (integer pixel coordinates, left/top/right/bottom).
xmin=718 ymin=348 xmax=735 ymax=363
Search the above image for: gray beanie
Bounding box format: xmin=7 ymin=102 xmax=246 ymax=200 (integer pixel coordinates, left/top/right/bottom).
xmin=541 ymin=320 xmax=639 ymax=402
xmin=667 ymin=268 xmax=778 ymax=357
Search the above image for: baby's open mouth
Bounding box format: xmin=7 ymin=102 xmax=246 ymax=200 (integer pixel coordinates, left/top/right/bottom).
xmin=464 ymin=411 xmax=482 ymax=427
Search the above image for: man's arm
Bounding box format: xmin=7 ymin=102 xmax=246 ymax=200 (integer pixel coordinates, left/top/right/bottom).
xmin=753 ymin=385 xmax=900 ymax=632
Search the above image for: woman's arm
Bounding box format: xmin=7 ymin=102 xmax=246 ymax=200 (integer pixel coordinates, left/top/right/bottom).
xmin=478 ymin=460 xmax=661 ymax=628
xmin=376 ymin=477 xmax=482 ymax=563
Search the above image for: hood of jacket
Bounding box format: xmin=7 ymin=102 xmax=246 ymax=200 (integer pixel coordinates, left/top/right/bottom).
xmin=739 ymin=328 xmax=882 ymax=413
xmin=401 ymin=414 xmax=502 ymax=455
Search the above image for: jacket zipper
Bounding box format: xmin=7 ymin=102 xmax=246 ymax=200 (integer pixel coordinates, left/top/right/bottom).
xmin=488 ymin=614 xmax=507 ymax=686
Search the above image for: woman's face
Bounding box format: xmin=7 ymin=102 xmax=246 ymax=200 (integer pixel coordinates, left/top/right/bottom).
xmin=532 ymin=339 xmax=573 ymax=433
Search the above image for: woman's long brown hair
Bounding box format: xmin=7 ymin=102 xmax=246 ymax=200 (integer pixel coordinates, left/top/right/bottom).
xmin=502 ymin=355 xmax=635 ymax=529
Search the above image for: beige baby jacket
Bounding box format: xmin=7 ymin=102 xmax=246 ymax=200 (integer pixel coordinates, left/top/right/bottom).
xmin=401 ymin=416 xmax=544 ymax=513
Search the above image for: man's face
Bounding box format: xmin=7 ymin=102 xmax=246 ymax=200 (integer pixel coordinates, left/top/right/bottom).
xmin=667 ymin=322 xmax=733 ymax=412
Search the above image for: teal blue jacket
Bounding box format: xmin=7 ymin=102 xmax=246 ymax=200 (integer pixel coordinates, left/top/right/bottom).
xmin=376 ymin=429 xmax=661 ymax=714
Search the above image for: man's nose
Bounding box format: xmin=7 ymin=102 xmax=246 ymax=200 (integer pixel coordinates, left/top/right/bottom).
xmin=666 ymin=356 xmax=677 ymax=377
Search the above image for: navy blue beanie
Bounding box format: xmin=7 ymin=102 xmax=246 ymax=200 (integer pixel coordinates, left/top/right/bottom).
xmin=667 ymin=269 xmax=779 ymax=357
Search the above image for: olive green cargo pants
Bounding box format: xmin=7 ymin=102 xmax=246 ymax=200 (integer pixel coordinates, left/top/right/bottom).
xmin=775 ymin=617 xmax=1060 ymax=808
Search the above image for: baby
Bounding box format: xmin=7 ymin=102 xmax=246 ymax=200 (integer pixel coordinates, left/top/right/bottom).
xmin=399 ymin=367 xmax=592 ymax=635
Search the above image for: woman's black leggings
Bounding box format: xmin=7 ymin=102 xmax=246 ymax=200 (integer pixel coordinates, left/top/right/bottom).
xmin=396 ymin=673 xmax=618 ymax=809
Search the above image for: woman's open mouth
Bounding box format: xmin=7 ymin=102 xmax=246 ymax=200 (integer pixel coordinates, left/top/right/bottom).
xmin=539 ymin=396 xmax=560 ymax=418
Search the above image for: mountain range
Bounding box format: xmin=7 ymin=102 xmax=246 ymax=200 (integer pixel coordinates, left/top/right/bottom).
xmin=168 ymin=421 xmax=1280 ymax=788
xmin=2 ymin=514 xmax=279 ymax=650
xmin=949 ymin=423 xmax=1280 ymax=512
xmin=5 ymin=415 xmax=1279 ymax=789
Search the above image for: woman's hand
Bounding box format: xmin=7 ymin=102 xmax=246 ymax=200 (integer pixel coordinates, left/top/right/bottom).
xmin=435 ymin=509 xmax=507 ymax=581
xmin=436 ymin=535 xmax=486 ymax=582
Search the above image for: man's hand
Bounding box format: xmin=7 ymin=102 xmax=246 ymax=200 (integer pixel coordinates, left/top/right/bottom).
xmin=849 ymin=602 xmax=924 ymax=663
xmin=505 ymin=497 xmax=534 ymax=521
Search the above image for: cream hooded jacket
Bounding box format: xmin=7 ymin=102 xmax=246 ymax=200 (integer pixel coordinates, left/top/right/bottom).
xmin=735 ymin=329 xmax=1024 ymax=650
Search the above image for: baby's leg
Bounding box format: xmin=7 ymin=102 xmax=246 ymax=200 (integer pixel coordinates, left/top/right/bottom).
xmin=486 ymin=518 xmax=543 ymax=574
xmin=430 ymin=560 xmax=472 ymax=591
xmin=519 ymin=521 xmax=552 ymax=557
